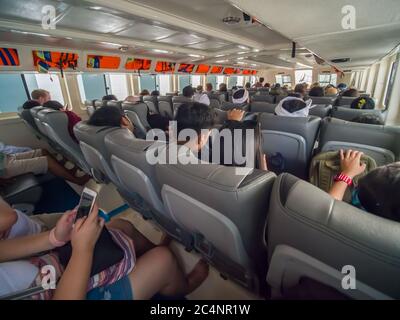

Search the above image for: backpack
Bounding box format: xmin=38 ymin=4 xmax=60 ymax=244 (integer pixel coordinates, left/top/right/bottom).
xmin=309 ymin=150 xmax=377 ymax=202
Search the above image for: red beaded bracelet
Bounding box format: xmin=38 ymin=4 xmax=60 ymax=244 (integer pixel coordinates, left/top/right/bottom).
xmin=334 ymin=173 xmax=353 ymax=186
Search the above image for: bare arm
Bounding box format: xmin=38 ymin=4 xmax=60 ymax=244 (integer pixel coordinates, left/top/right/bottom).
xmin=329 ymin=150 xmax=367 ymax=201
xmin=0 ymin=198 xmax=17 ymax=238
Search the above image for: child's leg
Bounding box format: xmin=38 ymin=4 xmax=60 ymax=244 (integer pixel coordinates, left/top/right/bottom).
xmin=127 ymin=246 xmax=209 ymax=300
xmin=45 ymin=155 xmax=90 ymax=185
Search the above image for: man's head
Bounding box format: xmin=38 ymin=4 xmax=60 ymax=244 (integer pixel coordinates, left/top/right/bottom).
xmin=259 ymin=77 xmax=264 ymax=84
xmin=196 ymin=85 xmax=203 ymax=93
xmin=294 ymin=83 xmax=307 ymax=97
xmin=88 ymin=106 xmax=133 ymax=132
xmin=124 ymin=95 xmax=140 ymax=103
xmin=358 ymin=163 xmax=400 ymax=222
xmin=151 ymin=90 xmax=160 ymax=96
xmin=325 ymin=86 xmax=338 ymax=96
xmin=337 ymin=83 xmax=348 ymax=91
xmin=102 ymin=94 xmax=118 ymax=101
xmin=182 ymin=85 xmax=194 ymax=98
xmin=219 ymin=83 xmax=227 ymax=92
xmin=140 ymin=89 xmax=150 ymax=96
xmin=309 ymin=86 xmax=325 ymax=97
xmin=174 ymin=102 xmax=215 ymax=150
xmin=31 ymin=89 xmax=51 ymax=105
xmin=205 ymin=83 xmax=213 ymax=92
xmin=342 ymin=88 xmax=359 ymax=97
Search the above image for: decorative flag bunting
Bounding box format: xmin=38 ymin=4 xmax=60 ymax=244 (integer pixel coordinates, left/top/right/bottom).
xmin=87 ymin=55 xmax=120 ymax=69
xmin=223 ymin=67 xmax=241 ymax=75
xmin=32 ymin=50 xmax=78 ymax=76
xmin=155 ymin=61 xmax=176 ymax=73
xmin=0 ymin=48 xmax=20 ymax=66
xmin=195 ymin=64 xmax=211 ymax=74
xmin=178 ymin=63 xmax=195 ymax=73
xmin=125 ymin=58 xmax=152 ymax=71
xmin=210 ymin=66 xmax=224 ymax=74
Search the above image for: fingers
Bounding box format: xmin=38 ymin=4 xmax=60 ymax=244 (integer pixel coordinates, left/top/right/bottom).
xmin=73 ymin=217 xmax=86 ymax=231
xmin=340 ymin=149 xmax=344 ymax=160
xmin=87 ymin=203 xmax=99 ymax=223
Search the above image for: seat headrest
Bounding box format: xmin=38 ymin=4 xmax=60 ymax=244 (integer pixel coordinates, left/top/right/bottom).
xmin=30 ymin=106 xmax=45 ymax=116
xmin=94 ymin=100 xmax=106 ymax=108
xmin=157 ymin=96 xmax=173 ymax=103
xmin=332 ymin=106 xmax=382 ymax=121
xmin=121 ymin=102 xmax=148 ymax=111
xmin=106 ymin=100 xmax=122 ymax=109
xmin=143 ymin=96 xmax=158 ymax=102
xmin=172 ymin=96 xmax=192 ymax=103
xmin=267 ymin=173 xmax=400 ymax=298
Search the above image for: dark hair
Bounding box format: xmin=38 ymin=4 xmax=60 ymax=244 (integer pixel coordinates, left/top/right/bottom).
xmin=43 ymin=100 xmax=64 ymax=110
xmin=245 ymin=82 xmax=251 ymax=89
xmin=337 ymin=83 xmax=347 ymax=91
xmin=259 ymin=77 xmax=264 ymax=83
xmin=264 ymin=83 xmax=271 ymax=88
xmin=182 ymin=85 xmax=194 ymax=98
xmin=140 ymin=89 xmax=150 ymax=96
xmin=217 ymin=120 xmax=262 ymax=169
xmin=219 ymin=83 xmax=227 ymax=92
xmin=275 ymin=83 xmax=281 ymax=88
xmin=342 ymin=88 xmax=359 ymax=97
xmin=151 ymin=90 xmax=160 ymax=96
xmin=309 ymin=86 xmax=325 ymax=97
xmin=102 ymin=94 xmax=118 ymax=101
xmin=358 ymin=163 xmax=400 ymax=222
xmin=294 ymin=83 xmax=306 ymax=96
xmin=352 ymin=113 xmax=384 ymax=125
xmin=88 ymin=106 xmax=124 ymax=127
xmin=206 ymin=83 xmax=213 ymax=91
xmin=351 ymin=97 xmax=375 ymax=110
xmin=174 ymin=102 xmax=215 ymax=134
xmin=22 ymin=100 xmax=41 ymax=110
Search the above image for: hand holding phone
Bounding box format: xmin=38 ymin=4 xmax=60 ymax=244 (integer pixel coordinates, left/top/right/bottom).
xmin=75 ymin=187 xmax=98 ymax=222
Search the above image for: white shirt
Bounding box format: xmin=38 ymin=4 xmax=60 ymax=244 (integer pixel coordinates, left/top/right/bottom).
xmin=193 ymin=93 xmax=210 ymax=106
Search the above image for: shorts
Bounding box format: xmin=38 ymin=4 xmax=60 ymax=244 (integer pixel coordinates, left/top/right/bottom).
xmin=3 ymin=149 xmax=48 ymax=178
xmin=86 ymin=276 xmax=134 ymax=300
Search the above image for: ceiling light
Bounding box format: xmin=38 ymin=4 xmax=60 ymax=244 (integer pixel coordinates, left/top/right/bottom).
xmin=253 ymin=48 xmax=260 ymax=52
xmin=188 ymin=54 xmax=202 ymax=58
xmin=237 ymin=61 xmax=246 ymax=65
xmin=237 ymin=51 xmax=248 ymax=55
xmin=215 ymin=54 xmax=225 ymax=57
xmin=89 ymin=6 xmax=103 ymax=10
xmin=64 ymin=37 xmax=73 ymax=40
xmin=237 ymin=57 xmax=245 ymax=60
xmin=100 ymin=41 xmax=124 ymax=46
xmin=153 ymin=49 xmax=170 ymax=54
xmin=238 ymin=45 xmax=249 ymax=50
xmin=251 ymin=64 xmax=257 ymax=66
xmin=10 ymin=30 xmax=51 ymax=37
xmin=215 ymin=60 xmax=228 ymax=63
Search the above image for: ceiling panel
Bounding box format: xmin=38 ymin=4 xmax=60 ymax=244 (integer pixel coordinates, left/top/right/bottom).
xmin=116 ymin=22 xmax=178 ymax=40
xmin=156 ymin=33 xmax=207 ymax=45
xmin=186 ymin=40 xmax=230 ymax=50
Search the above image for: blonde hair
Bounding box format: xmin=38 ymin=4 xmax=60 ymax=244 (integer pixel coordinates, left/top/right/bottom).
xmin=31 ymin=89 xmax=49 ymax=100
xmin=325 ymin=86 xmax=338 ymax=96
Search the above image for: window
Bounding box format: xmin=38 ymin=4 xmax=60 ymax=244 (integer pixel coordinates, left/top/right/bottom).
xmin=77 ymin=73 xmax=107 ymax=102
xmin=383 ymin=60 xmax=399 ymax=108
xmin=216 ymin=76 xmax=225 ymax=88
xmin=250 ymin=76 xmax=257 ymax=85
xmin=295 ymin=70 xmax=313 ymax=85
xmin=178 ymin=75 xmax=190 ymax=91
xmin=237 ymin=76 xmax=244 ymax=87
xmin=275 ymin=75 xmax=292 ymax=87
xmin=156 ymin=75 xmax=171 ymax=95
xmin=0 ymin=74 xmax=28 ymax=113
xmin=318 ymin=74 xmax=337 ymax=86
xmin=206 ymin=75 xmax=217 ymax=91
xmin=228 ymin=76 xmax=237 ymax=89
xmin=139 ymin=74 xmax=157 ymax=93
xmin=25 ymin=73 xmax=64 ymax=104
xmin=108 ymin=74 xmax=128 ymax=100
xmin=190 ymin=75 xmax=201 ymax=87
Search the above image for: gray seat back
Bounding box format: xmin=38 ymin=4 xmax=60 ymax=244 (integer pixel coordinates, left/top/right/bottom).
xmin=310 ymin=96 xmax=337 ymax=105
xmin=31 ymin=106 xmax=48 ymax=137
xmin=157 ymin=96 xmax=174 ymax=119
xmin=37 ymin=109 xmax=90 ymax=172
xmin=74 ymin=122 xmax=122 ymax=182
xmin=106 ymin=100 xmax=122 ymax=109
xmin=121 ymin=102 xmax=150 ymax=139
xmin=259 ymin=113 xmax=321 ymax=178
xmin=257 ymin=88 xmax=270 ymax=95
xmin=250 ymin=102 xmax=276 ymax=113
xmin=309 ymin=104 xmax=332 ymax=118
xmin=172 ymin=96 xmax=192 ymax=117
xmin=337 ymin=96 xmax=357 ymax=106
xmin=251 ymin=95 xmax=275 ymax=103
xmin=220 ymin=102 xmax=250 ymax=112
xmin=213 ymin=108 xmax=228 ymax=125
xmin=143 ymin=96 xmax=159 ymax=114
xmin=319 ymin=118 xmax=400 ymax=165
xmin=18 ymin=107 xmax=40 ymax=133
xmin=156 ymin=155 xmax=276 ymax=288
xmin=94 ymin=100 xmax=107 ymax=108
xmin=207 ymin=93 xmax=225 ymax=108
xmin=275 ymin=95 xmax=287 ymax=103
xmin=331 ymin=107 xmax=382 ymax=121
xmin=266 ymin=173 xmax=400 ymax=299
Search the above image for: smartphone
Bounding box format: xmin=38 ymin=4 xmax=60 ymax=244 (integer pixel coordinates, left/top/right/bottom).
xmin=75 ymin=187 xmax=98 ymax=222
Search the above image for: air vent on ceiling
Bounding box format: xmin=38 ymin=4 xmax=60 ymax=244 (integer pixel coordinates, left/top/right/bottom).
xmin=331 ymin=58 xmax=351 ymax=63
xmin=222 ymin=16 xmax=241 ymax=25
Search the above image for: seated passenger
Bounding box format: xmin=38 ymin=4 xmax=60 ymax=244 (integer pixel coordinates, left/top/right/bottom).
xmin=264 ymin=82 xmax=271 ymax=88
xmin=0 ymin=197 xmax=208 ymax=300
xmin=254 ymin=77 xmax=265 ymax=88
xmin=140 ymin=89 xmax=150 ymax=97
xmin=270 ymin=83 xmax=283 ymax=96
xmin=218 ymin=83 xmax=227 ymax=92
xmin=0 ymin=148 xmax=89 ymax=185
xmin=325 ymin=86 xmax=338 ymax=96
xmin=151 ymin=90 xmax=160 ymax=97
xmin=337 ymin=83 xmax=348 ymax=92
xmin=309 ymin=86 xmax=325 ymax=97
xmin=342 ymin=88 xmax=359 ymax=97
xmin=289 ymin=83 xmax=307 ymax=99
xmin=329 ymin=150 xmax=400 ymax=222
xmin=22 ymin=89 xmax=51 ymax=109
xmin=275 ymin=96 xmax=312 ymax=117
xmin=232 ymin=88 xmax=249 ymax=108
xmin=352 ymin=113 xmax=384 ymax=125
xmin=43 ymin=100 xmax=82 ymax=143
xmin=88 ymin=106 xmax=134 ymax=132
xmin=182 ymin=85 xmax=194 ymax=99
xmin=193 ymin=85 xmax=210 ymax=106
xmin=102 ymin=95 xmax=118 ymax=101
xmin=310 ymin=82 xmax=320 ymax=89
xmin=205 ymin=83 xmax=213 ymax=93
xmin=124 ymin=95 xmax=141 ymax=103
xmin=350 ymin=97 xmax=375 ymax=109
xmin=245 ymin=82 xmax=251 ymax=89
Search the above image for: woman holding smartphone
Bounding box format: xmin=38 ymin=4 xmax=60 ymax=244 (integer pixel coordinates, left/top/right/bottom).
xmin=0 ymin=196 xmax=208 ymax=300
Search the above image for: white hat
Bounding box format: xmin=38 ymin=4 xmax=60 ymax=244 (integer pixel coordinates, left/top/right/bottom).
xmin=232 ymin=89 xmax=249 ymax=104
